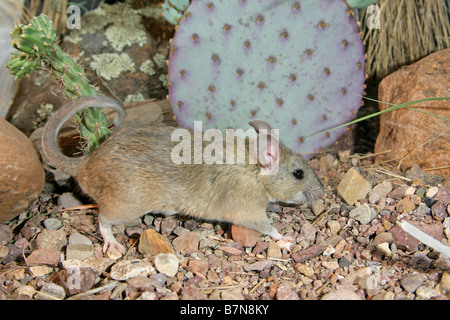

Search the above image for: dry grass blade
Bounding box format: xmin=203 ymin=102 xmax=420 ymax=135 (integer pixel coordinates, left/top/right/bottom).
xmin=360 ymin=0 xmax=450 ymax=80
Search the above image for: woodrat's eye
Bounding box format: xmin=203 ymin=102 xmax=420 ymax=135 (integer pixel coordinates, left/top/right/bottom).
xmin=293 ymin=169 xmax=304 ymax=180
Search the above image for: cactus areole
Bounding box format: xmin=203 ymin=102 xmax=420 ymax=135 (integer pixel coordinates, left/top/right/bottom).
xmin=168 ymin=0 xmax=366 ymax=157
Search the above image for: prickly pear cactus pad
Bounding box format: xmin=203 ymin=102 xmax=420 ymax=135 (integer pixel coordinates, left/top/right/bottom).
xmin=168 ymin=0 xmax=365 ymax=157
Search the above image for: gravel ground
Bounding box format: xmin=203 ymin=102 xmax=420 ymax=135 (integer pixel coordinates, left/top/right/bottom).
xmin=1 ymin=151 xmax=449 ymax=300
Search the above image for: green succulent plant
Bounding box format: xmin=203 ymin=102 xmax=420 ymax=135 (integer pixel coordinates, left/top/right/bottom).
xmin=6 ymin=14 xmax=110 ymax=153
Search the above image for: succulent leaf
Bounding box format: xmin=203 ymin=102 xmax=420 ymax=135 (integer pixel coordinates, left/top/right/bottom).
xmin=168 ymin=0 xmax=366 ymax=158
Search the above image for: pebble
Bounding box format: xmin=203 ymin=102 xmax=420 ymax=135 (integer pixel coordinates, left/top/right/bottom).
xmin=43 ymin=218 xmax=63 ymax=230
xmin=110 ymin=259 xmax=155 ymax=281
xmin=253 ymin=241 xmax=269 ymax=254
xmin=396 ymin=198 xmax=416 ymax=213
xmin=17 ymin=285 xmax=36 ymax=299
xmin=57 ymin=192 xmax=83 ymax=208
xmin=267 ymin=241 xmax=282 ymax=259
xmin=388 ymin=186 xmax=408 ymax=200
xmin=160 ymin=218 xmax=178 ymax=235
xmin=405 ymin=165 xmax=432 ymax=184
xmin=373 ymin=232 xmax=394 ymax=246
xmin=426 ymin=186 xmax=439 ymax=198
xmin=376 ymin=242 xmax=391 ymax=256
xmin=349 ymin=204 xmax=377 ymax=225
xmin=405 ymin=187 xmax=416 ymax=196
xmin=295 ymin=263 xmax=315 ymax=277
xmin=139 ymin=292 xmax=157 ymax=300
xmin=138 ymin=229 xmax=174 ymax=256
xmin=415 ymin=286 xmax=438 ymax=300
xmin=371 ymin=181 xmax=393 ymax=199
xmin=322 ymin=245 xmax=335 ymax=256
xmin=244 ymin=260 xmax=272 ymax=272
xmin=300 ymin=222 xmax=317 ymax=242
xmin=189 ymin=259 xmax=209 ymax=276
xmin=155 ymin=253 xmax=179 ymax=277
xmin=0 ymin=225 xmax=12 ymax=245
xmin=337 ymin=168 xmax=372 ymax=205
xmin=368 ymin=191 xmax=380 ymax=204
xmin=372 ymin=292 xmax=395 ymax=300
xmin=29 ymin=266 xmax=54 ymax=278
xmin=400 ymin=274 xmax=427 ymax=293
xmin=411 ymin=252 xmax=432 ymax=270
xmin=26 ymin=248 xmax=61 ymax=266
xmin=125 ymin=225 xmax=143 ymax=238
xmin=65 ymin=232 xmax=95 ymax=260
xmin=416 ymin=203 xmax=431 ymax=215
xmin=199 ymin=237 xmax=218 ymax=249
xmin=68 ymin=232 xmax=93 ymax=246
xmin=37 ymin=282 xmax=66 ymax=300
xmin=231 ymin=225 xmax=261 ymax=247
xmin=172 ymin=232 xmax=199 ymax=255
xmin=61 ymin=259 xmax=97 ymax=295
xmin=221 ymin=287 xmax=245 ymax=300
xmin=327 ymin=220 xmax=341 ymax=235
xmin=359 ymin=274 xmax=381 ymax=296
xmin=66 ymin=243 xmax=94 ymax=261
xmin=35 ymin=229 xmax=67 ymax=251
xmin=311 ymin=199 xmax=325 ymax=215
xmin=322 ymin=260 xmax=339 ymax=271
xmin=218 ymin=245 xmax=242 ymax=256
xmin=321 ymin=289 xmax=363 ymax=300
xmin=292 ymin=243 xmax=327 ymax=263
xmin=276 ymin=282 xmax=299 ymax=300
xmin=319 ymin=154 xmax=334 ymax=171
xmin=435 ymin=271 xmax=450 ymax=298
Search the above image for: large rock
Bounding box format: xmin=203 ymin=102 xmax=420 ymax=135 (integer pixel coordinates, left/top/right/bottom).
xmin=374 ymin=48 xmax=450 ymax=177
xmin=0 ymin=117 xmax=44 ymax=223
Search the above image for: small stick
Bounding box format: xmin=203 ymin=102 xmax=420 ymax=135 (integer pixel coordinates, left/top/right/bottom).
xmin=66 ymin=281 xmax=119 ymax=300
xmin=249 ymin=278 xmax=266 ymax=294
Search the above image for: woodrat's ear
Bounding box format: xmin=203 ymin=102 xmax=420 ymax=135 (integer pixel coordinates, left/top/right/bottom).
xmin=249 ymin=120 xmax=272 ymax=133
xmin=255 ymin=128 xmax=281 ymax=176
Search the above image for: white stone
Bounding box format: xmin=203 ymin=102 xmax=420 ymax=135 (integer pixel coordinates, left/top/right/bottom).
xmin=425 ymin=186 xmax=439 ymax=198
xmin=154 ymin=253 xmax=179 ymax=277
xmin=110 ymin=259 xmax=155 ymax=280
xmin=376 ymin=242 xmax=392 ymax=256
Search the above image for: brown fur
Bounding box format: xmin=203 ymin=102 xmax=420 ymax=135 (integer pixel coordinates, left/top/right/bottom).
xmin=42 ymin=96 xmax=323 ymax=254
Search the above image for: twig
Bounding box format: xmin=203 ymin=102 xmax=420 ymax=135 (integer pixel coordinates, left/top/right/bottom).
xmin=249 ymin=278 xmax=266 ymax=294
xmin=424 ymin=165 xmax=450 ymax=172
xmin=66 ymin=281 xmax=119 ymax=300
xmin=312 ymin=208 xmax=332 ymax=226
xmin=374 ymin=168 xmax=411 ymax=182
xmin=267 ymin=257 xmax=292 ymax=262
xmin=57 ymin=204 xmax=99 ymax=212
xmin=197 ymin=285 xmax=241 ymax=291
xmin=351 ymin=150 xmax=392 ymax=160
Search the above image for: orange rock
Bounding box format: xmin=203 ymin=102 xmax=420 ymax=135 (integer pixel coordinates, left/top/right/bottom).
xmin=231 ymin=225 xmax=262 ymax=247
xmin=374 ymin=48 xmax=450 ymax=178
xmin=0 ymin=117 xmax=44 ymax=223
xmin=138 ymin=229 xmax=174 ymax=256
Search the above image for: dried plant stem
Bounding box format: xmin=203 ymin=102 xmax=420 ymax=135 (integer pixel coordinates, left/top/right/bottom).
xmin=360 ymin=0 xmax=450 ymax=80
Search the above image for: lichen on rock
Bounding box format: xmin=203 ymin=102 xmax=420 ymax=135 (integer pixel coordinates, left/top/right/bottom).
xmin=105 ymin=23 xmax=147 ymax=51
xmin=89 ymin=53 xmax=136 ymax=80
xmin=140 ymin=60 xmax=156 ymax=76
